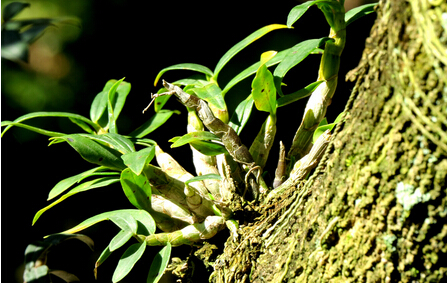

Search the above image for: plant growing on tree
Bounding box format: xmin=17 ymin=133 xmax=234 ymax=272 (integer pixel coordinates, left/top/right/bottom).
xmin=2 ymin=1 xmax=376 ymax=282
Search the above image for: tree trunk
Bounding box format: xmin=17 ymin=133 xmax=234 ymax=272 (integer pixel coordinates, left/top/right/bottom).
xmin=211 ymin=0 xmax=447 ymax=282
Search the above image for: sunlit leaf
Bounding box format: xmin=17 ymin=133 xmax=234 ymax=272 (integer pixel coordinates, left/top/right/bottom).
xmin=59 ymin=209 xmax=156 ymax=236
xmin=94 ymin=246 xmax=112 ymax=280
xmin=109 ymin=230 xmax=133 ymax=252
xmin=189 ymin=83 xmax=226 ymax=111
xmin=274 ymin=38 xmax=331 ymax=96
xmin=213 ymin=24 xmax=289 ymax=80
xmin=122 ymin=146 xmax=155 ymax=176
xmin=0 ymin=121 xmax=65 ymax=137
xmin=130 ymin=110 xmax=180 ymax=138
xmin=147 ymin=242 xmax=171 ymax=283
xmin=2 ymin=2 xmax=30 ymax=22
xmin=1 ymin=112 xmax=99 ymax=137
xmin=33 ymin=177 xmax=119 ymax=225
xmin=69 ymin=117 xmax=95 ymax=134
xmin=47 ymin=166 xmax=110 ymax=200
xmin=312 ymin=112 xmax=343 ymax=143
xmin=107 ymin=78 xmax=126 ymax=133
xmin=154 ymin=63 xmax=213 ymax=86
xmin=287 ymin=0 xmax=337 ymax=27
xmin=49 ymin=134 xmax=126 ymax=170
xmin=112 ymin=242 xmax=146 ymax=283
xmin=252 ymin=52 xmax=277 ymax=114
xmin=276 ymin=80 xmax=323 ymax=107
xmin=90 ymin=80 xmax=115 ymax=125
xmin=110 ymin=213 xmax=138 ymax=234
xmin=120 ymin=168 xmax=152 ymax=211
xmin=229 ymin=94 xmax=254 ymax=135
xmin=185 ymin=174 xmax=222 ymax=185
xmin=170 ymin=131 xmax=220 ymax=148
xmin=82 ymin=133 xmax=135 ymax=154
xmin=345 ymin=3 xmax=377 ymax=26
xmin=190 ymin=140 xmax=227 ymax=156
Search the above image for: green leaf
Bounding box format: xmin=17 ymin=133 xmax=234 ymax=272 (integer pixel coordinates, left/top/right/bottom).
xmin=189 ymin=83 xmax=226 ymax=111
xmin=50 ymin=134 xmax=126 ymax=170
xmin=130 ymin=110 xmax=180 ymax=138
xmin=110 ymin=213 xmax=138 ymax=234
xmin=60 ymin=209 xmax=156 ymax=236
xmin=251 ymin=61 xmax=276 ymax=115
xmin=222 ymin=48 xmax=290 ymax=97
xmin=185 ymin=174 xmax=222 ymax=185
xmin=82 ymin=133 xmax=135 ymax=154
xmin=190 ymin=140 xmax=227 ymax=156
xmin=274 ymin=38 xmax=331 ymax=96
xmin=276 ymin=80 xmax=323 ymax=108
xmin=112 ymin=242 xmax=146 ymax=283
xmin=69 ymin=117 xmax=95 ymax=134
xmin=154 ymin=63 xmax=214 ymax=86
xmin=120 ymin=168 xmax=152 ymax=211
xmin=107 ymin=78 xmax=126 ymax=133
xmin=94 ymin=246 xmax=112 ymax=280
xmin=287 ymin=1 xmax=319 ymax=27
xmin=47 ymin=166 xmax=110 ymax=200
xmin=170 ymin=131 xmax=220 ymax=148
xmin=147 ymin=242 xmax=171 ymax=283
xmin=213 ymin=24 xmax=289 ymax=80
xmin=0 ymin=121 xmax=65 ymax=137
xmin=90 ymin=84 xmax=110 ymax=124
xmin=109 ymin=230 xmax=133 ymax=252
xmin=229 ymin=94 xmax=254 ymax=135
xmin=122 ymin=146 xmax=155 ymax=175
xmin=345 ymin=3 xmax=377 ymax=26
xmin=1 ymin=112 xmax=99 ymax=137
xmin=2 ymin=2 xmax=30 ymax=22
xmin=33 ymin=177 xmax=120 ymax=225
xmin=312 ymin=112 xmax=343 ymax=143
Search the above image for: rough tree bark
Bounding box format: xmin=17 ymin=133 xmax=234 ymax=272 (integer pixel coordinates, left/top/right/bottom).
xmin=211 ymin=0 xmax=447 ymax=282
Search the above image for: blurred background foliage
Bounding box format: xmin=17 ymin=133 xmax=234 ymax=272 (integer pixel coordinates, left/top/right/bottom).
xmin=2 ymin=0 xmax=376 ymax=282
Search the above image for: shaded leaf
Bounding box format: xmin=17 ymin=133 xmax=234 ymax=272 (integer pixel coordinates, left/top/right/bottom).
xmin=49 ymin=270 xmax=80 ymax=283
xmin=49 ymin=134 xmax=126 ymax=170
xmin=112 ymin=242 xmax=146 ymax=283
xmin=154 ymin=63 xmax=213 ymax=86
xmin=130 ymin=110 xmax=180 ymax=138
xmin=60 ymin=209 xmax=156 ymax=236
xmin=170 ymin=131 xmax=220 ymax=148
xmin=229 ymin=94 xmax=254 ymax=135
xmin=213 ymin=24 xmax=289 ymax=80
xmin=94 ymin=246 xmax=112 ymax=280
xmin=345 ymin=3 xmax=377 ymax=26
xmin=2 ymin=2 xmax=30 ymax=22
xmin=147 ymin=243 xmax=171 ymax=283
xmin=69 ymin=117 xmax=95 ymax=134
xmin=122 ymin=146 xmax=155 ymax=175
xmin=276 ymin=80 xmax=323 ymax=107
xmin=120 ymin=168 xmax=152 ymax=211
xmin=33 ymin=177 xmax=120 ymax=225
xmin=190 ymin=140 xmax=227 ymax=156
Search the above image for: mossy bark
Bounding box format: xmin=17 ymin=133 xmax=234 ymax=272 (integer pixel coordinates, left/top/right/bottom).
xmin=211 ymin=0 xmax=447 ymax=282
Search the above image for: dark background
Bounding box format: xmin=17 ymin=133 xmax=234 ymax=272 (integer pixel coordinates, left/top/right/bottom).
xmin=2 ymin=1 xmax=376 ymax=282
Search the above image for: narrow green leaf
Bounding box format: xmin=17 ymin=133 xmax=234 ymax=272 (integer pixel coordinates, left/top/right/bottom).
xmin=252 ymin=63 xmax=276 ymax=114
xmin=213 ymin=24 xmax=289 ymax=80
xmin=47 ymin=166 xmax=109 ymax=200
xmin=82 ymin=133 xmax=135 ymax=154
xmin=287 ymin=0 xmax=333 ymax=27
xmin=94 ymin=246 xmax=112 ymax=280
xmin=2 ymin=2 xmax=30 ymax=22
xmin=147 ymin=243 xmax=171 ymax=283
xmin=69 ymin=117 xmax=95 ymax=134
xmin=0 ymin=121 xmax=65 ymax=137
xmin=50 ymin=134 xmax=126 ymax=170
xmin=130 ymin=110 xmax=180 ymax=138
xmin=122 ymin=146 xmax=155 ymax=176
xmin=109 ymin=230 xmax=133 ymax=252
xmin=190 ymin=140 xmax=227 ymax=156
xmin=345 ymin=3 xmax=377 ymax=26
xmin=112 ymin=242 xmax=146 ymax=283
xmin=120 ymin=168 xmax=152 ymax=211
xmin=107 ymin=78 xmax=125 ymax=134
xmin=229 ymin=94 xmax=254 ymax=135
xmin=276 ymin=80 xmax=323 ymax=108
xmin=189 ymin=83 xmax=226 ymax=111
xmin=1 ymin=112 xmax=99 ymax=137
xmin=33 ymin=177 xmax=120 ymax=225
xmin=170 ymin=131 xmax=220 ymax=148
xmin=90 ymin=85 xmax=109 ymax=124
xmin=110 ymin=213 xmax=138 ymax=234
xmin=185 ymin=174 xmax=222 ymax=185
xmin=154 ymin=63 xmax=213 ymax=86
xmin=312 ymin=112 xmax=343 ymax=143
xmin=274 ymin=38 xmax=331 ymax=96
xmin=59 ymin=209 xmax=156 ymax=236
